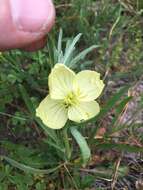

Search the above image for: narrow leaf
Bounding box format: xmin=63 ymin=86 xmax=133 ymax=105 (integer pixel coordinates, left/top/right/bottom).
xmin=2 ymin=156 xmax=62 ymax=174
xmin=111 ymin=96 xmax=132 ymax=127
xmin=70 ymin=45 xmax=100 ymax=68
xmin=70 ymin=127 xmax=91 ymax=166
xmin=96 ymin=143 xmax=143 ymax=153
xmin=63 ymin=34 xmax=82 ymax=65
xmin=19 ymin=84 xmax=35 ymax=116
xmin=57 ymin=29 xmax=63 ymax=54
xmin=98 ymin=85 xmax=130 ymax=119
xmin=89 ymin=85 xmax=130 ymax=141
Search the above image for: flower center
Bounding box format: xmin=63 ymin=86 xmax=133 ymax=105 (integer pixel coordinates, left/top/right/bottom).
xmin=64 ymin=91 xmax=79 ymax=108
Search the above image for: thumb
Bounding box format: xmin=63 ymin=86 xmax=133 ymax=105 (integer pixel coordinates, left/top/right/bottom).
xmin=0 ymin=0 xmax=55 ymax=50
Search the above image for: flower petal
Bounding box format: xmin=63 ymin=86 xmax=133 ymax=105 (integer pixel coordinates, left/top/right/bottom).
xmin=49 ymin=64 xmax=75 ymax=99
xmin=68 ymin=101 xmax=100 ymax=123
xmin=74 ymin=70 xmax=105 ymax=101
xmin=36 ymin=95 xmax=68 ymax=129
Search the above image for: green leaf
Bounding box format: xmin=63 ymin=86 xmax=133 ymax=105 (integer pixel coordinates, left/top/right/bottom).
xmin=43 ymin=139 xmax=65 ymax=153
xmin=70 ymin=127 xmax=91 ymax=166
xmin=57 ymin=29 xmax=64 ymax=63
xmin=96 ymin=143 xmax=143 ymax=153
xmin=63 ymin=33 xmax=82 ymax=65
xmin=0 ymin=183 xmax=8 ymax=190
xmin=98 ymin=85 xmax=130 ymax=119
xmin=47 ymin=34 xmax=56 ymax=67
xmin=2 ymin=156 xmax=62 ymax=175
xmin=116 ymin=96 xmax=132 ymax=114
xmin=70 ymin=45 xmax=100 ymax=68
xmin=111 ymin=96 xmax=132 ymax=127
xmin=89 ymin=85 xmax=131 ymax=141
xmin=36 ymin=182 xmax=46 ymax=190
xmin=57 ymin=29 xmax=63 ymax=54
xmin=18 ymin=84 xmax=35 ymax=116
xmin=36 ymin=119 xmax=57 ymax=142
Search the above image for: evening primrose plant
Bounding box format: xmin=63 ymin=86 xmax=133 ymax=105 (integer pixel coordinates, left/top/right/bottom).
xmin=36 ymin=32 xmax=105 ymax=164
xmin=34 ymin=33 xmax=105 ymax=165
xmin=2 ymin=32 xmax=104 ymax=173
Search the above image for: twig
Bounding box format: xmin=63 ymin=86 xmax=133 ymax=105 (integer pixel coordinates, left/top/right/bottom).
xmin=56 ymin=4 xmax=73 ymax=9
xmin=64 ymin=164 xmax=79 ymax=190
xmin=111 ymin=153 xmax=123 ymax=190
xmin=0 ymin=111 xmax=27 ymax=121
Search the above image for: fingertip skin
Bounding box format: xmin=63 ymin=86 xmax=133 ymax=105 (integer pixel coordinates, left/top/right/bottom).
xmin=0 ymin=0 xmax=55 ymax=51
xmin=10 ymin=0 xmax=55 ymax=33
xmin=21 ymin=36 xmax=47 ymax=51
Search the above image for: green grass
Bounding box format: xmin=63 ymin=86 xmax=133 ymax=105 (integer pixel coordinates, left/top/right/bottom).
xmin=0 ymin=0 xmax=143 ymax=189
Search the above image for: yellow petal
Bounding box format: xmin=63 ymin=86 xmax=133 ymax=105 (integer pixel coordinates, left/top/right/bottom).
xmin=74 ymin=70 xmax=105 ymax=101
xmin=36 ymin=95 xmax=68 ymax=129
xmin=68 ymin=101 xmax=100 ymax=123
xmin=49 ymin=64 xmax=75 ymax=100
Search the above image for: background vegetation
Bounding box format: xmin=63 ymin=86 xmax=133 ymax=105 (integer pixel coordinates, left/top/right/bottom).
xmin=0 ymin=0 xmax=143 ymax=189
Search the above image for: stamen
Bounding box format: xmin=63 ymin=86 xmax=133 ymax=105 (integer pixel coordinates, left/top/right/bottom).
xmin=63 ymin=91 xmax=79 ymax=108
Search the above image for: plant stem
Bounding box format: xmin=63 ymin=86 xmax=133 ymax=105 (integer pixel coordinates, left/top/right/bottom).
xmin=63 ymin=127 xmax=71 ymax=161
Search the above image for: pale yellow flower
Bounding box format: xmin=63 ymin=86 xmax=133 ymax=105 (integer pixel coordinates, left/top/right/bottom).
xmin=36 ymin=64 xmax=105 ymax=129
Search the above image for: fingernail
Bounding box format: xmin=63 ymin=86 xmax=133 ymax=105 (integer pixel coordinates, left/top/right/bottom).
xmin=10 ymin=0 xmax=55 ymax=33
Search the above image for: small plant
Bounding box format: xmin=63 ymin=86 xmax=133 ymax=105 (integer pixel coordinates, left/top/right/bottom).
xmin=1 ymin=31 xmax=103 ymax=173
xmin=36 ymin=62 xmax=104 ymax=163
